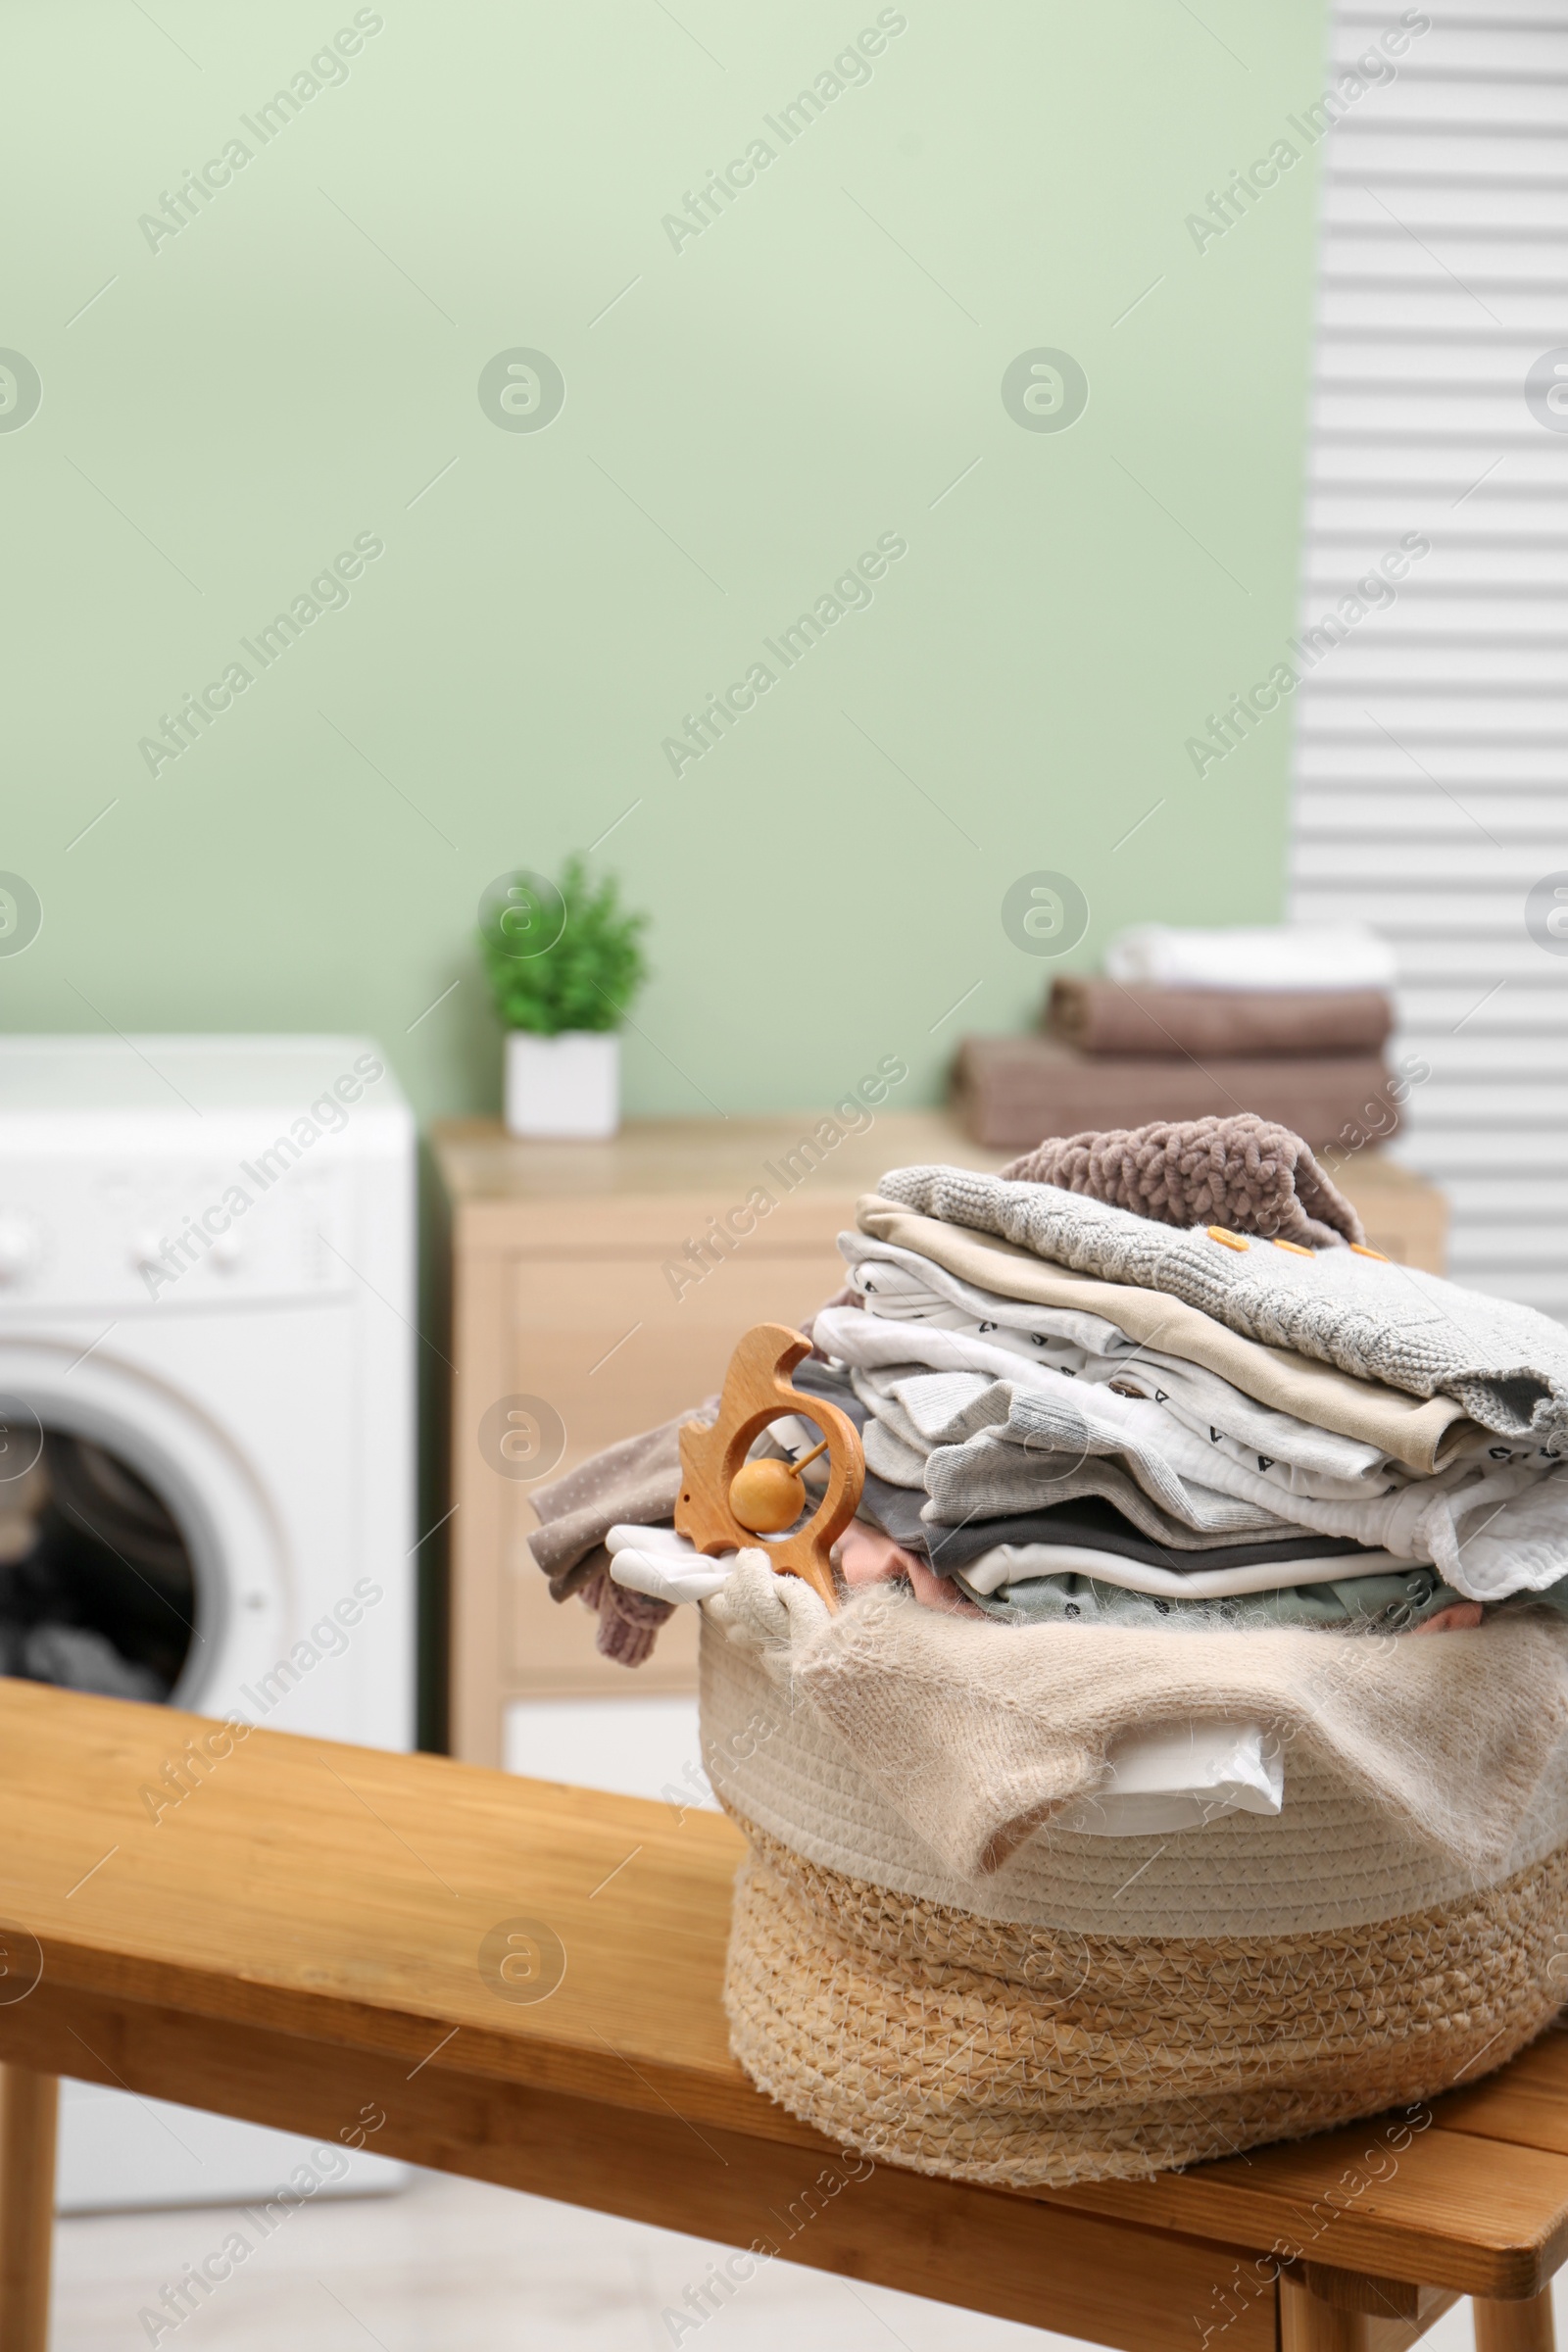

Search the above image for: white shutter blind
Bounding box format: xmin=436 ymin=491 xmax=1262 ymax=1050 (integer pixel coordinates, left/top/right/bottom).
xmin=1287 ymin=0 xmax=1568 ymax=1308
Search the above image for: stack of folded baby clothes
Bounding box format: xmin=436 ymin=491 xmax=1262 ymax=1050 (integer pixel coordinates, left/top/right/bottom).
xmin=954 ymin=922 xmax=1402 ymax=1150
xmin=529 ymin=1109 xmax=1568 ymax=1662
xmin=808 ymin=1118 xmax=1568 ymax=1644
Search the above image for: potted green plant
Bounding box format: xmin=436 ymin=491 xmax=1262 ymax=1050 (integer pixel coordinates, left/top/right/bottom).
xmin=478 ymin=857 xmax=649 ymax=1139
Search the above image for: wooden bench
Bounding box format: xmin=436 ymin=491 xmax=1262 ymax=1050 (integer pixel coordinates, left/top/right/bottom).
xmin=0 ymin=1680 xmax=1563 ymax=2352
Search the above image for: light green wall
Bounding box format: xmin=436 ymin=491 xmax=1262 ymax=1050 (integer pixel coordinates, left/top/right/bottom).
xmin=3 ymin=0 xmax=1329 ymax=1120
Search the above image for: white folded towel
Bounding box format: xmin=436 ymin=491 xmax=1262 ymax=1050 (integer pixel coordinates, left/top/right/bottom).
xmin=1103 ymin=922 xmax=1396 ymax=993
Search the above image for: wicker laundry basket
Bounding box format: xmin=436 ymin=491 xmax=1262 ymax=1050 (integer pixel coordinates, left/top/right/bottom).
xmin=671 ymin=1323 xmax=1568 ymax=2189
xmin=698 ymin=1596 xmax=1568 ymax=2189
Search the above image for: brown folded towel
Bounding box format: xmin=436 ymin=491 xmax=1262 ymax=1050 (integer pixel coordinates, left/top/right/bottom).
xmin=1048 ymin=976 xmax=1395 ymax=1059
xmin=952 ymin=1035 xmax=1401 ymax=1158
xmin=1000 ymin=1112 xmax=1363 ymax=1249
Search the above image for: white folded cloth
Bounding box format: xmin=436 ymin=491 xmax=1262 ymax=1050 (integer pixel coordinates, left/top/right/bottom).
xmin=1103 ymin=922 xmax=1396 ymax=993
xmin=1058 ymin=1722 xmax=1283 ymax=1836
xmin=956 ymin=1541 xmax=1403 ymax=1599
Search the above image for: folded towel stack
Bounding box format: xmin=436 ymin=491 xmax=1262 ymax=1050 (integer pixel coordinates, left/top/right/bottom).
xmin=955 ymin=922 xmax=1404 ymax=1152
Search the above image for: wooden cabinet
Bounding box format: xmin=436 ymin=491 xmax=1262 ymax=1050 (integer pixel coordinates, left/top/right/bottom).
xmin=432 ymin=1115 xmax=1446 ymax=1766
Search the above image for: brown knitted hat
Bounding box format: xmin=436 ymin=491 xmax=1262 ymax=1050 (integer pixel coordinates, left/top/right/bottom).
xmin=999 ymin=1112 xmax=1365 ymax=1249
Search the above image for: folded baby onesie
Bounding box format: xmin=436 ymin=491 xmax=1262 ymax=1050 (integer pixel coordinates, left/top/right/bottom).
xmin=873 ymin=1163 xmax=1568 ymax=1448
xmin=844 ymin=1354 xmax=1568 ymax=1602
xmin=787 ymin=1355 xmax=1375 ymax=1568
xmin=857 ymin=1198 xmax=1474 ymax=1474
xmin=850 ymin=1360 xmax=1297 ymax=1537
xmin=837 ymin=1241 xmax=1417 ymax=1493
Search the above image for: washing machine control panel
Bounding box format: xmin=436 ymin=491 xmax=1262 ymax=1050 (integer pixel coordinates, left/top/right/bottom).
xmin=0 ymin=1153 xmax=356 ymax=1309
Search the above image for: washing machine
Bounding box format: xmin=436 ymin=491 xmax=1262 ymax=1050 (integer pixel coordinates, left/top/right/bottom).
xmin=0 ymin=1034 xmax=416 ymax=2210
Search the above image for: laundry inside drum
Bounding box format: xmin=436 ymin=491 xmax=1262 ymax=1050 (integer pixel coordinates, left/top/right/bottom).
xmin=0 ymin=1427 xmax=196 ymax=1702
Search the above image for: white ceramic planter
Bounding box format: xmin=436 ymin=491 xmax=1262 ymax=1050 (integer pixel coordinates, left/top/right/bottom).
xmin=505 ymin=1030 xmax=620 ymax=1140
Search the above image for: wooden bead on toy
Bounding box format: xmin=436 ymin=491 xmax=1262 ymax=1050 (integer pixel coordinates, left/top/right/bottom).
xmin=729 ymin=1459 xmax=804 ymax=1533
xmin=728 ymin=1434 xmax=831 ymax=1534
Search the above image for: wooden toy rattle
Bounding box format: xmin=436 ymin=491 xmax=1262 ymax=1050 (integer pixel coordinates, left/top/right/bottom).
xmin=673 ymin=1323 xmax=864 ymax=1610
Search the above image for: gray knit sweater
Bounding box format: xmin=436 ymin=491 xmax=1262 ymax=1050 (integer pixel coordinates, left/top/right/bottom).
xmin=875 ymin=1164 xmax=1568 ymax=1447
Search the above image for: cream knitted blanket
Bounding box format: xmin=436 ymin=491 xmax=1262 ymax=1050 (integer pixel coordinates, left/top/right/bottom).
xmin=705 ymin=1555 xmax=1568 ymax=1891
xmin=875 ymin=1164 xmax=1568 ymax=1446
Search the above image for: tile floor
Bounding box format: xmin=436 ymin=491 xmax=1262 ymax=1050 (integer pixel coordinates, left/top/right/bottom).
xmin=45 ymin=1699 xmax=1517 ymax=2350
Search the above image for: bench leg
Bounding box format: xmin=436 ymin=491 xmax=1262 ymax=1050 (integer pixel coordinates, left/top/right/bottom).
xmin=1282 ymin=2273 xmax=1374 ymax=2352
xmin=1282 ymin=2272 xmax=1468 ymax=2352
xmin=1476 ymin=2288 xmax=1556 ymax=2352
xmin=0 ymin=2067 xmax=56 ymax=2352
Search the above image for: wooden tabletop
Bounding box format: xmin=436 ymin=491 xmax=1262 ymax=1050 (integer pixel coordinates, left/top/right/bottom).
xmin=428 ymin=1114 xmax=1446 ymax=1279
xmin=428 ymin=1110 xmax=1440 ymax=1209
xmin=4 ymin=1682 xmax=1561 ymax=2338
xmin=428 ymin=1108 xmax=1011 ymax=1203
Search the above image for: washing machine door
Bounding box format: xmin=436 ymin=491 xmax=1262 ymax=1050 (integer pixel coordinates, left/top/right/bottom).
xmin=0 ymin=1336 xmax=290 ymax=1714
